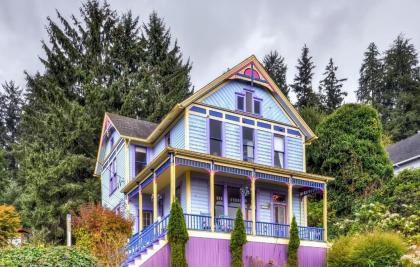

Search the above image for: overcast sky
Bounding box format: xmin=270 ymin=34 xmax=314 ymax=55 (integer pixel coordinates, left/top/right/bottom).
xmin=1 ymin=0 xmax=420 ymax=103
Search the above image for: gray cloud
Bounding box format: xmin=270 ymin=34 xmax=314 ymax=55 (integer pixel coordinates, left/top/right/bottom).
xmin=1 ymin=0 xmax=419 ymax=103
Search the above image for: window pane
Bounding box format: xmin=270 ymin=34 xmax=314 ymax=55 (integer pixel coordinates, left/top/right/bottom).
xmin=228 ymin=187 xmax=241 ymax=218
xmin=243 ymin=127 xmax=254 ymax=142
xmin=237 ymin=96 xmax=244 ymax=111
xmin=245 ymin=91 xmax=253 ymax=112
xmin=135 ymin=148 xmax=147 ymax=175
xmin=274 ymin=135 xmax=284 ymax=152
xmin=274 ymin=151 xmax=284 ymax=168
xmin=254 ymin=100 xmax=261 ymax=115
xmin=210 ymin=120 xmax=222 ymax=139
xmin=210 ymin=139 xmax=222 ymax=156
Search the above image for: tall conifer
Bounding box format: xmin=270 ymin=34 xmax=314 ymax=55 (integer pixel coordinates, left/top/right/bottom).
xmin=263 ymin=50 xmax=289 ymax=97
xmin=319 ymin=58 xmax=347 ymax=113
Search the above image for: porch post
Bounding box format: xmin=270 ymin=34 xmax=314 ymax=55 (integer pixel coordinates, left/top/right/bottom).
xmin=288 ymin=178 xmax=293 ymax=224
xmin=138 ymin=185 xmax=143 ymax=232
xmin=223 ymin=184 xmax=228 ymax=216
xmin=323 ymin=183 xmax=328 ymax=241
xmin=186 ymin=171 xmax=191 ymax=213
xmin=153 ymin=172 xmax=158 ymax=222
xmin=170 ymin=154 xmax=176 ymax=203
xmin=303 ymin=195 xmax=308 ymax=227
xmin=210 ymin=162 xmax=215 ymax=232
xmin=251 ymin=175 xmax=256 ymax=235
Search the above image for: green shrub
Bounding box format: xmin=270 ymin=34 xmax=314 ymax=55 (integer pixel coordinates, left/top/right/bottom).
xmin=328 ymin=232 xmax=407 ymax=267
xmin=0 ymin=246 xmax=96 ymax=267
xmin=168 ymin=199 xmax=189 ymax=267
xmin=288 ymin=216 xmax=300 ymax=267
xmin=0 ymin=205 xmax=21 ymax=247
xmin=230 ymin=208 xmax=247 ymax=267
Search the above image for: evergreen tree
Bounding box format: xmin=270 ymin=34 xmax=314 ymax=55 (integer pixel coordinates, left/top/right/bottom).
xmin=230 ymin=208 xmax=247 ymax=267
xmin=263 ymin=50 xmax=289 ymax=97
xmin=140 ymin=12 xmax=192 ymax=122
xmin=382 ymin=35 xmax=420 ymax=141
xmin=291 ymin=45 xmax=319 ymax=109
xmin=167 ymin=199 xmax=189 ymax=267
xmin=319 ymin=58 xmax=347 ymax=113
xmin=357 ymin=43 xmax=383 ymax=111
xmin=288 ymin=216 xmax=300 ymax=267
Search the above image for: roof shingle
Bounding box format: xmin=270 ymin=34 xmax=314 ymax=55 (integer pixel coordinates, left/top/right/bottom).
xmin=387 ymin=132 xmax=420 ymax=164
xmin=106 ymin=113 xmax=158 ymax=140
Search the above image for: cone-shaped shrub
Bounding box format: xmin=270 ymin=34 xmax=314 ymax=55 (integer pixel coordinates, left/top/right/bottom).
xmin=230 ymin=209 xmax=247 ymax=267
xmin=288 ymin=216 xmax=300 ymax=267
xmin=167 ymin=199 xmax=189 ymax=267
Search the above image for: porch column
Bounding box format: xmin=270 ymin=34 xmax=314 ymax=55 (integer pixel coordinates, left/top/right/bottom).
xmin=138 ymin=185 xmax=143 ymax=231
xmin=170 ymin=154 xmax=176 ymax=203
xmin=186 ymin=171 xmax=191 ymax=213
xmin=210 ymin=163 xmax=215 ymax=232
xmin=288 ymin=179 xmax=293 ymax=224
xmin=223 ymin=184 xmax=228 ymax=216
xmin=323 ymin=183 xmax=328 ymax=241
xmin=251 ymin=176 xmax=256 ymax=235
xmin=303 ymin=195 xmax=308 ymax=227
xmin=153 ymin=172 xmax=158 ymax=222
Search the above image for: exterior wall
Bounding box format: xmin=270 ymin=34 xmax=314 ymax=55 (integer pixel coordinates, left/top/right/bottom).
xmin=151 ymin=137 xmax=166 ymax=161
xmin=104 ymin=129 xmax=120 ymax=156
xmin=188 ymin=114 xmax=208 ymax=153
xmin=180 ymin=175 xmax=187 ymax=212
xmin=286 ymin=136 xmax=304 ymax=171
xmin=141 ymin=238 xmax=326 ymax=267
xmin=190 ymin=173 xmax=209 ymax=214
xmin=224 ymin=122 xmax=241 ymax=160
xmin=171 ymin=117 xmax=185 ymax=149
xmin=201 ymin=80 xmax=293 ymax=125
xmin=101 ymin=141 xmax=125 ymax=210
xmin=255 ymin=129 xmax=272 ymax=166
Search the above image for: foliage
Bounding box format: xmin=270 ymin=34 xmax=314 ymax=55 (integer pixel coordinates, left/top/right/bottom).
xmin=0 ymin=205 xmax=21 ymax=247
xmin=298 ymin=105 xmax=326 ymax=133
xmin=230 ymin=208 xmax=247 ymax=267
xmin=263 ymin=50 xmax=289 ymax=97
xmin=15 ymin=0 xmax=191 ymax=242
xmin=167 ymin=199 xmax=189 ymax=267
xmin=308 ymin=104 xmax=393 ymax=220
xmin=72 ymin=203 xmax=132 ymax=266
xmin=0 ymin=246 xmax=96 ymax=267
xmin=287 ymin=216 xmax=300 ymax=267
xmin=291 ymin=44 xmax=320 ymax=109
xmin=319 ymin=58 xmax=347 ymax=113
xmin=307 ymin=199 xmax=323 ymax=228
xmin=328 ymin=232 xmax=407 ymax=267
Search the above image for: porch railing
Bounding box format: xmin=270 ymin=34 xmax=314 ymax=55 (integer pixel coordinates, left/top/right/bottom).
xmin=298 ymin=226 xmax=324 ymax=241
xmin=184 ymin=213 xmax=211 ymax=231
xmin=256 ymin=221 xmax=289 ymax=238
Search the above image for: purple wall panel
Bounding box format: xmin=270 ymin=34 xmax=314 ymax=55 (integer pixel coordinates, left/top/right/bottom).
xmin=141 ymin=237 xmax=326 ymax=267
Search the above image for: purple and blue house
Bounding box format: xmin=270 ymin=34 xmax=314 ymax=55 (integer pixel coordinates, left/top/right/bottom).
xmin=95 ymin=55 xmax=333 ymax=267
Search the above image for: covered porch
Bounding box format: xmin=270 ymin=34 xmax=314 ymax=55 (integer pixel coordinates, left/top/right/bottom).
xmin=124 ymin=148 xmax=330 ymax=258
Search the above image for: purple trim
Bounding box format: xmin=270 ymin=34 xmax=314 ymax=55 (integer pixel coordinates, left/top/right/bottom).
xmin=240 ymin=126 xmax=243 ymax=161
xmin=287 ymin=128 xmax=301 ymax=137
xmin=190 ymin=106 xmax=207 ymax=114
xmin=221 ymin=121 xmax=225 ymax=157
xmin=271 ymin=134 xmax=275 ymax=167
xmin=223 ymin=184 xmax=228 ymax=216
xmin=274 ymin=125 xmax=285 ymax=132
xmin=254 ymin=129 xmax=258 ymax=164
xmin=253 ymin=98 xmax=262 ymax=116
xmin=243 ymin=87 xmax=255 ymax=93
xmin=284 ymin=136 xmax=288 ymax=169
xmin=225 ymin=114 xmax=240 ymax=122
xmin=209 ymin=110 xmax=223 ymax=118
xmin=257 ymin=121 xmax=271 ymax=129
xmin=241 ymin=190 xmax=245 ymax=216
xmin=206 ymin=118 xmax=210 ymax=154
xmin=242 ymin=118 xmax=255 ymax=125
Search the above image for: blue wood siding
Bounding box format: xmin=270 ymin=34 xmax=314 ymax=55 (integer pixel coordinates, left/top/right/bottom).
xmin=189 ymin=114 xmax=207 ymax=153
xmin=101 ymin=145 xmax=125 ymax=210
xmin=180 ymin=175 xmax=187 ymax=212
xmin=191 ymin=174 xmax=209 ymax=214
xmin=129 ymin=196 xmax=139 ymax=234
xmin=171 ymin=117 xmax=185 ymax=149
xmin=104 ymin=129 xmax=121 ymax=156
xmin=151 ymin=137 xmax=166 ymax=161
xmin=224 ymin=122 xmax=241 ymax=160
xmin=286 ymin=137 xmax=304 ymax=171
xmin=292 ymin=191 xmax=301 ymax=224
xmin=257 ymin=189 xmax=271 ymax=222
xmin=201 ymin=81 xmax=292 ymax=125
xmin=256 ymin=130 xmax=272 ymax=166
xmin=163 ymin=186 xmax=170 ymax=217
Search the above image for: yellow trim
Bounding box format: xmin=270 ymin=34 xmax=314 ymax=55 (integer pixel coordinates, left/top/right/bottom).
xmin=186 ymin=171 xmax=191 ymax=213
xmin=153 ymin=176 xmax=158 ymax=222
xmin=288 ymin=182 xmax=293 ymax=224
xmin=125 ymin=141 xmax=130 ymax=184
xmin=139 ymin=189 xmax=143 ymax=231
xmin=251 ymin=176 xmax=256 ymax=235
xmin=170 ymin=157 xmax=176 ymax=203
xmin=210 ymin=170 xmax=215 ymax=232
xmin=303 ymin=195 xmax=308 ymax=227
xmin=185 ymin=108 xmax=190 ymax=150
xmin=323 ymin=185 xmax=328 ymax=241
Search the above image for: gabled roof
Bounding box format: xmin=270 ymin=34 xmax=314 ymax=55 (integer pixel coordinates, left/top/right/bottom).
xmin=387 ymin=132 xmax=420 ymax=165
xmin=106 ymin=113 xmax=158 ymax=140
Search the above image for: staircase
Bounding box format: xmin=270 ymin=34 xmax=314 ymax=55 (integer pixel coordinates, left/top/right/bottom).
xmin=122 ymin=215 xmax=169 ymax=267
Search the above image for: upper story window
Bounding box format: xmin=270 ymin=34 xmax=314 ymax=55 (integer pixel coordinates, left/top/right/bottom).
xmin=135 ymin=147 xmax=147 ymax=176
xmin=242 ymin=127 xmax=254 ymax=162
xmin=209 ymin=119 xmax=222 ymax=156
xmin=109 ymin=158 xmax=117 ymax=194
xmin=273 ymin=135 xmax=285 ymax=168
xmin=236 ymin=89 xmax=262 ymax=116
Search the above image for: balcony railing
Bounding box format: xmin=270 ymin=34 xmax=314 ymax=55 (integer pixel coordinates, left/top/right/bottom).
xmin=256 ymin=221 xmax=289 ymax=238
xmin=184 ymin=213 xmax=211 ymax=231
xmin=298 ymin=226 xmax=324 ymax=241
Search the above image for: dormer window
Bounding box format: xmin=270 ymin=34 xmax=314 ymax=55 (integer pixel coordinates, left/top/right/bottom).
xmin=236 ymin=89 xmax=262 ymax=116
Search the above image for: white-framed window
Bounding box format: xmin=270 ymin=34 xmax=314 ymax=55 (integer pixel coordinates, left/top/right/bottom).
xmin=236 ymin=90 xmax=262 ymax=115
xmin=243 ymin=127 xmax=254 ymax=162
xmin=135 ymin=147 xmax=147 ymax=176
xmin=209 ymin=119 xmax=223 ymax=156
xmin=273 ymin=134 xmax=285 ymax=168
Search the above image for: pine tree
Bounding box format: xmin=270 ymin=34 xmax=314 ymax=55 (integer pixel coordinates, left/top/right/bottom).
xmin=263 ymin=50 xmax=289 ymax=97
xmin=291 ymin=45 xmax=319 ymax=109
xmin=382 ymin=34 xmax=420 ymax=141
xmin=168 ymin=199 xmax=189 ymax=267
xmin=230 ymin=208 xmax=247 ymax=267
xmin=357 ymin=43 xmax=383 ymax=111
xmin=288 ymin=216 xmax=300 ymax=267
xmin=319 ymin=58 xmax=347 ymax=113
